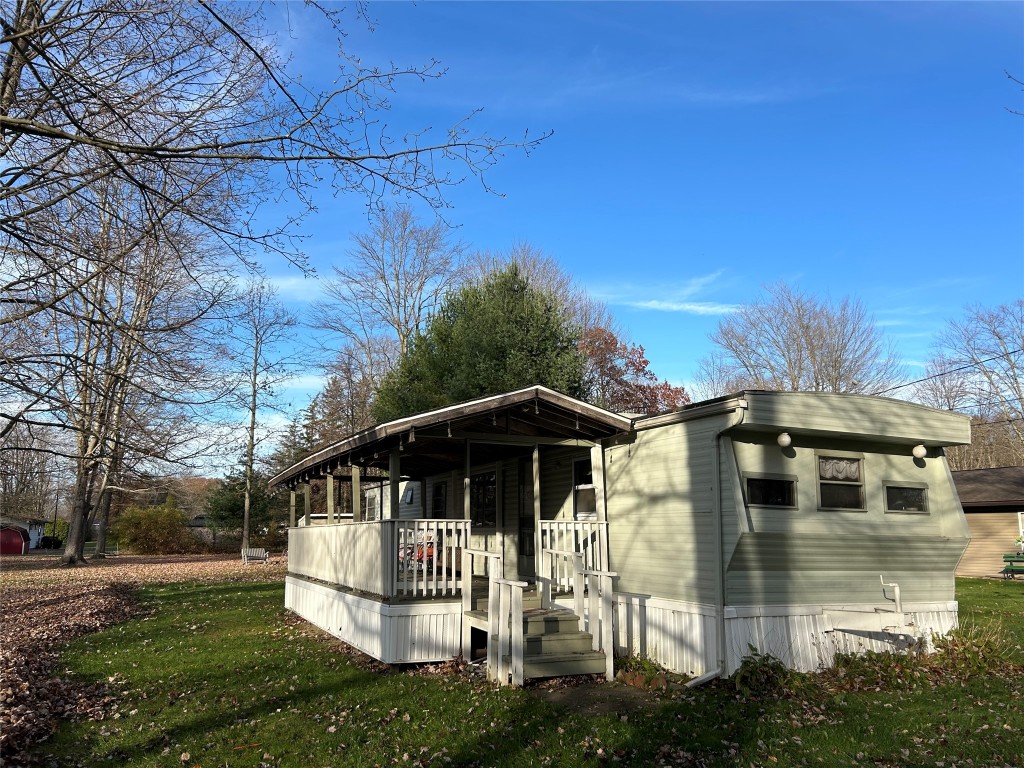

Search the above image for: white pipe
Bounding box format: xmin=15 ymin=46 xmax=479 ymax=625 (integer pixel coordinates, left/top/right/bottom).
xmin=713 ymin=404 xmax=746 ymax=678
xmin=684 ymin=670 xmax=721 ymax=688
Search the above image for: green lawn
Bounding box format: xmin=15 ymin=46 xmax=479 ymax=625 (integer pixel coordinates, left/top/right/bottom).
xmin=36 ymin=578 xmax=1024 ymax=767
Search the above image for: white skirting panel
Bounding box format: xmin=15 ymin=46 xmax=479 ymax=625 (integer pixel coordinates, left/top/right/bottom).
xmin=724 ymin=608 xmax=831 ymax=674
xmin=609 ymin=593 xmax=960 ymax=678
xmin=613 ymin=593 xmax=719 ymax=678
xmin=285 ymin=576 xmax=463 ymax=664
xmin=827 ymin=604 xmax=959 ymax=661
xmin=724 ymin=601 xmax=960 ymax=674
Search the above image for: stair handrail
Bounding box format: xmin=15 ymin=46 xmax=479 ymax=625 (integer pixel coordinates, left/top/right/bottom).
xmin=460 ymin=547 xmax=503 ymax=660
xmin=579 ymin=567 xmax=618 ymax=681
xmin=539 ymin=546 xmax=583 ymax=610
xmin=489 ymin=575 xmax=529 ymax=686
xmin=538 ymin=546 xmax=619 ymax=682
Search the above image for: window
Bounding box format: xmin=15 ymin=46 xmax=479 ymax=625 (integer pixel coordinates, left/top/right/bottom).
xmin=818 ymin=456 xmax=864 ymax=510
xmin=746 ymin=476 xmax=796 ymax=507
xmin=431 ymin=481 xmax=447 ymax=518
xmin=401 ymin=485 xmax=415 ymax=505
xmin=469 ymin=471 xmax=497 ymax=528
xmin=573 ymin=457 xmax=597 ymax=520
xmin=885 ymin=484 xmax=928 ymax=513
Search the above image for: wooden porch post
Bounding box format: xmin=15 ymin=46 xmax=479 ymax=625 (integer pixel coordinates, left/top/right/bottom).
xmin=464 ymin=442 xmax=471 ymax=522
xmin=450 ymin=470 xmax=459 ymax=517
xmin=389 ymin=449 xmax=401 ymax=520
xmin=591 ymin=444 xmax=607 ymax=522
xmin=289 ymin=489 xmax=296 ymax=527
xmin=532 ymin=445 xmax=541 ymax=569
xmin=326 ymin=473 xmax=335 ymax=524
xmin=351 ymin=466 xmax=361 ymax=522
xmin=301 ymin=483 xmax=311 ymax=526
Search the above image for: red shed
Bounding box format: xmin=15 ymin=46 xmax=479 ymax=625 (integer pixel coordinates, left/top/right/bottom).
xmin=0 ymin=525 xmax=29 ymax=555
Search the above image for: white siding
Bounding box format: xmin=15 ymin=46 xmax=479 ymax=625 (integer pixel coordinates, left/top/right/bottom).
xmin=605 ymin=415 xmax=730 ymax=602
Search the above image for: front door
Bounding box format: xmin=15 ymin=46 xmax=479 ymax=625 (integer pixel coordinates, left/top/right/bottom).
xmin=517 ymin=458 xmax=536 ymax=579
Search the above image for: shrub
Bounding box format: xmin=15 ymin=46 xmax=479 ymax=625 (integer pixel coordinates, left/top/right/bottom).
xmin=733 ymin=645 xmax=791 ymax=698
xmin=115 ymin=499 xmax=204 ymax=555
xmin=931 ymin=620 xmax=1019 ymax=679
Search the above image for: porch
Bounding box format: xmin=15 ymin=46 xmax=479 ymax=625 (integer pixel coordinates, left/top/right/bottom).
xmin=284 ymin=517 xmax=616 ymax=685
xmin=272 ymin=387 xmax=632 ymax=685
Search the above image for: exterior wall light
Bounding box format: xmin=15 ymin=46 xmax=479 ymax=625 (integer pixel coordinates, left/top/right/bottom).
xmin=777 ymin=432 xmax=792 ymax=448
xmin=912 ymin=444 xmax=928 ymax=459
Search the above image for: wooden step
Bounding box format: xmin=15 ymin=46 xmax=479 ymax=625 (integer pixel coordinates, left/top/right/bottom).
xmin=522 ymin=607 xmax=580 ymax=635
xmin=521 ymin=650 xmax=607 ymax=679
xmin=524 ymin=629 xmax=594 ymax=656
xmin=469 ymin=590 xmax=541 ymax=612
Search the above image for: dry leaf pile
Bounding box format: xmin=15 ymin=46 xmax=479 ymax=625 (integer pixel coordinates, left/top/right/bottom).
xmin=0 ymin=554 xmax=287 ymax=766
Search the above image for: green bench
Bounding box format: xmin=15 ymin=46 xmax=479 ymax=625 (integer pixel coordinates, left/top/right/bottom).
xmin=1002 ymin=553 xmax=1024 ymax=579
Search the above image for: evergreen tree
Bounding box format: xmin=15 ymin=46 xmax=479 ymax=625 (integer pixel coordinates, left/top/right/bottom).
xmin=206 ymin=467 xmax=273 ymax=536
xmin=373 ymin=264 xmax=586 ymax=422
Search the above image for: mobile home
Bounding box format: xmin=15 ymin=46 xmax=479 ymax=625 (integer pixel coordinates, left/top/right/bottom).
xmin=271 ymin=386 xmax=970 ymax=684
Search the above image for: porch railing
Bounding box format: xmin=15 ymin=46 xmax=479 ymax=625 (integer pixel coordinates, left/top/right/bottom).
xmin=538 ymin=521 xmax=608 ymax=591
xmin=540 ymin=548 xmax=617 ymax=681
xmin=460 ymin=547 xmax=527 ymax=686
xmin=287 ymin=518 xmax=470 ymax=600
xmin=394 ymin=519 xmax=471 ymax=597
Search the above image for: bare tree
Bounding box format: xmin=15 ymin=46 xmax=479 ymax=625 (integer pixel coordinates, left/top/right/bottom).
xmin=1 ymin=1 xmax=548 ymax=462
xmin=470 ymin=242 xmax=616 ymax=335
xmin=1 ymin=2 xmax=543 ymax=326
xmin=695 ymin=283 xmax=905 ymax=397
xmin=233 ymin=279 xmax=296 ymax=553
xmin=0 ymin=422 xmax=67 ymax=521
xmin=916 ymin=300 xmax=1024 ymax=469
xmin=36 ymin=183 xmax=237 ymax=564
xmin=316 ymin=205 xmax=467 ymax=362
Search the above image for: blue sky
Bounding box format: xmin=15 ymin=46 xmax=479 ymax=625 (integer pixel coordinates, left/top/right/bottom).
xmin=263 ymin=1 xmax=1024 ymax=405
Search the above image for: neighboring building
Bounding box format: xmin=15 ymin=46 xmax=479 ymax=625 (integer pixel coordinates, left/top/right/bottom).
xmin=0 ymin=516 xmax=47 ymax=550
xmin=952 ymin=466 xmax=1024 ymax=578
xmin=363 ymin=480 xmax=422 ymax=521
xmin=0 ymin=524 xmax=30 ymax=555
xmin=272 ymin=386 xmax=971 ymax=685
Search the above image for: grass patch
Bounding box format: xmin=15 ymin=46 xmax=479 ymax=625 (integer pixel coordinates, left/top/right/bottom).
xmin=32 ymin=578 xmax=1024 ymax=766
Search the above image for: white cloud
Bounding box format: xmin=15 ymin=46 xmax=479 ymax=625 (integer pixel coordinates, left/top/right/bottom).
xmin=266 ymin=274 xmax=326 ymax=303
xmin=280 ymin=374 xmax=326 ymax=392
xmin=624 ymin=299 xmax=740 ymax=315
xmin=596 ymin=271 xmax=739 ymax=315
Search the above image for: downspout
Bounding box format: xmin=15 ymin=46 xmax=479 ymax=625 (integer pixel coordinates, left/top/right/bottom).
xmin=713 ymin=402 xmax=746 ymax=679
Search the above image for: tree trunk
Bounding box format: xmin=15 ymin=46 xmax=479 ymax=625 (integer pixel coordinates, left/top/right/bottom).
xmin=93 ymin=486 xmax=112 ymax=558
xmin=61 ymin=464 xmax=94 ymax=565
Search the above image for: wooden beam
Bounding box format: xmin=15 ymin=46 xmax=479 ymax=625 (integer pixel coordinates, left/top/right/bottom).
xmin=464 ymin=442 xmax=471 ymax=523
xmin=326 ymin=474 xmax=335 ymax=524
xmin=459 ymin=433 xmax=596 ymax=447
xmin=289 ymin=489 xmax=296 ymax=528
xmin=302 ymin=483 xmax=311 ymax=526
xmin=351 ymin=466 xmax=361 ymax=522
xmin=591 ymin=444 xmax=607 ymax=523
xmin=532 ymin=445 xmax=541 ymax=571
xmin=389 ymin=449 xmax=400 ymax=520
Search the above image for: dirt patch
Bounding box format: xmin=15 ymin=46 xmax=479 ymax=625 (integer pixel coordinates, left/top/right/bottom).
xmin=526 ymin=675 xmax=668 ymax=717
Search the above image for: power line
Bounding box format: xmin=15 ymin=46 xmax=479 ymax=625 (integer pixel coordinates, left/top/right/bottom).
xmin=872 ymin=348 xmax=1024 ymax=396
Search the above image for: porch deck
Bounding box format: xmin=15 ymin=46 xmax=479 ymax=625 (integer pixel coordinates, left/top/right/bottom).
xmin=285 ymin=518 xmax=616 ymax=684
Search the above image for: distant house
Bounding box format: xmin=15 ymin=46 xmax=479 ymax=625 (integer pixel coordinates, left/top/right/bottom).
xmin=952 ymin=466 xmax=1024 ymax=578
xmin=272 ymin=386 xmax=971 ymax=685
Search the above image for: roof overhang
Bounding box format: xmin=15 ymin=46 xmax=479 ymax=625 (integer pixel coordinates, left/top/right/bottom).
xmin=269 ymin=385 xmax=633 ymax=489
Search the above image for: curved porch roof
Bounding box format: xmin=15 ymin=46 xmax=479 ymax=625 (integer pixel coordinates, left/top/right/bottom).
xmin=269 ymin=385 xmax=633 ymax=489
